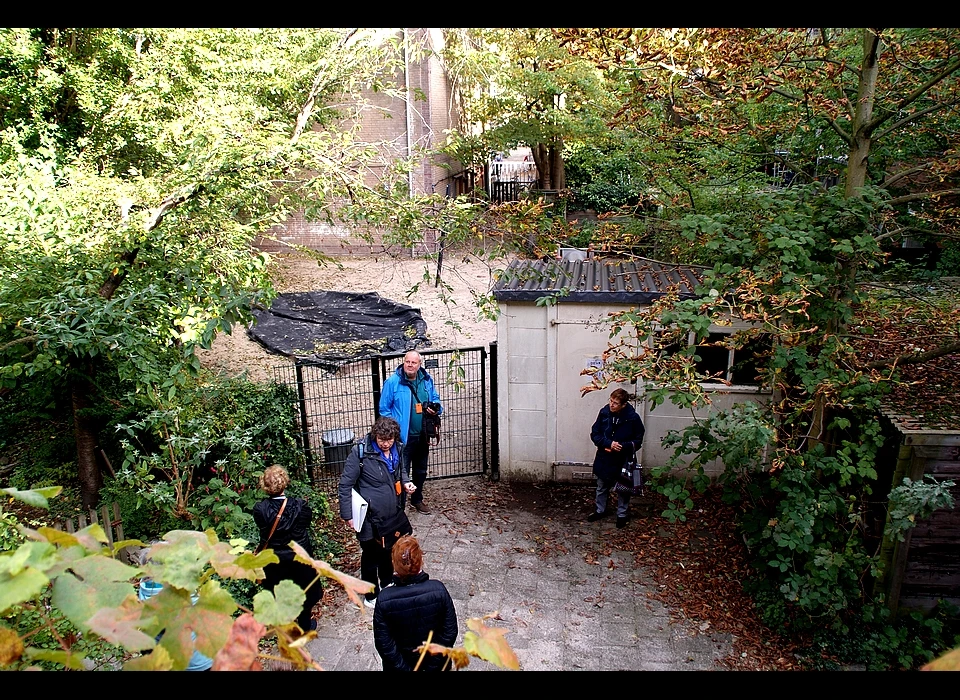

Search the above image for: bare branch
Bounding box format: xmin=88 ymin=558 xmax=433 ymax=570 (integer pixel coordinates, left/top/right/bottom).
xmin=874 ymin=97 xmax=960 ymax=142
xmin=99 ymin=183 xmax=204 ymax=300
xmin=825 ymin=115 xmax=852 ymax=144
xmin=292 ymin=29 xmax=359 ymax=144
xmin=866 ymin=56 xmax=960 ymax=134
xmin=0 ymin=334 xmax=37 ymax=353
xmin=882 ymin=161 xmax=935 ymax=189
xmin=886 ymin=188 xmax=960 ymax=207
xmin=864 ymin=340 xmax=960 ymax=370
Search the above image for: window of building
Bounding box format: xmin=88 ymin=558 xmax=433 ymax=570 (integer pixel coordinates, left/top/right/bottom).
xmin=654 ymin=327 xmax=770 ymax=387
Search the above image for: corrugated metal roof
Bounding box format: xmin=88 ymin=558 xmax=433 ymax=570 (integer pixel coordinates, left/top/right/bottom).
xmin=493 ymin=257 xmax=707 ymax=303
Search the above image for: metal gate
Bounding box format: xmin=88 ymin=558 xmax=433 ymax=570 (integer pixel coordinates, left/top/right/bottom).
xmin=274 ymin=346 xmax=491 ymax=490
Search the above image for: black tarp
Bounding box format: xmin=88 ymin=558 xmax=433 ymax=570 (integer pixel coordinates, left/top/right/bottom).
xmin=248 ymin=291 xmax=430 ymax=366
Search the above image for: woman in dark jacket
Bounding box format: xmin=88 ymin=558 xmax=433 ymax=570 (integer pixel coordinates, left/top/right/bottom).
xmin=339 ymin=416 xmax=415 ymax=608
xmin=373 ymin=535 xmax=458 ymax=671
xmin=253 ymin=464 xmax=322 ymax=633
xmin=587 ymin=388 xmax=645 ymax=529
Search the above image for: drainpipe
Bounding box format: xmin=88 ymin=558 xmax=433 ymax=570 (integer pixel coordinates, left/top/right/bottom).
xmin=402 ymin=28 xmax=415 ymax=257
xmin=402 ymin=28 xmax=414 ymax=200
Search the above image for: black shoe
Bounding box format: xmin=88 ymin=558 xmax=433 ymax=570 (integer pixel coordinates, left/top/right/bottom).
xmin=587 ymin=511 xmax=606 ymax=522
xmin=616 ymin=516 xmax=628 ymax=529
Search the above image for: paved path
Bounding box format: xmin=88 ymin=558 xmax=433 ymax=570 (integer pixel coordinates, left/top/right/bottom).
xmin=306 ymin=476 xmax=734 ymax=671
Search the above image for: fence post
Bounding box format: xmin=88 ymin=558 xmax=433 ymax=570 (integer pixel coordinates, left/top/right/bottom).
xmin=371 ymin=356 xmax=383 ymax=425
xmin=480 ymin=346 xmax=489 ymax=475
xmin=294 ymin=359 xmax=315 ymax=484
xmin=489 ymin=341 xmax=500 ymax=481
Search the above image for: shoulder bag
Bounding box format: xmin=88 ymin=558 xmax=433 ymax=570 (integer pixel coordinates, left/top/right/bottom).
xmin=614 ymin=459 xmax=644 ymax=497
xmin=255 ymin=497 xmax=288 ymax=554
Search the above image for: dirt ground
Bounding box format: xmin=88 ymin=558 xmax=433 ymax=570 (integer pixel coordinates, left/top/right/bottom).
xmin=197 ymin=251 xmax=503 ymax=382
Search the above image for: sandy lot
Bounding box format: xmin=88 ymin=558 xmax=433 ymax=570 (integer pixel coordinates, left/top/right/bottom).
xmin=197 ymin=251 xmax=502 ymax=382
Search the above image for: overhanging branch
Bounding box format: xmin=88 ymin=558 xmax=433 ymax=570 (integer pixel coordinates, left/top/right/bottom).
xmin=864 ymin=340 xmax=960 ymax=370
xmin=886 ymin=188 xmax=960 ymax=207
xmin=866 ymin=56 xmax=960 ymax=134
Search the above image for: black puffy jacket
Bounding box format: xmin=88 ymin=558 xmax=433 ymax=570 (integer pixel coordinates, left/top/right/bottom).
xmin=590 ymin=402 xmax=645 ymax=482
xmin=252 ymin=496 xmax=314 ymax=561
xmin=373 ymin=572 xmax=458 ymax=671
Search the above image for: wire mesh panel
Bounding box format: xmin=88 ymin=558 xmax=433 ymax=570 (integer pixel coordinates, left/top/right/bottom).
xmin=378 ymin=347 xmax=488 ymax=481
xmin=274 ymin=347 xmax=489 ymax=490
xmin=274 ymin=357 xmax=380 ymax=490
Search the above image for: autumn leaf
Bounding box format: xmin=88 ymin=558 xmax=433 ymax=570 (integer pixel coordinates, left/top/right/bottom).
xmin=211 ymin=613 xmax=265 ymax=671
xmin=139 ymin=581 xmax=236 ymax=670
xmin=462 ymin=616 xmax=521 ymax=670
xmin=0 ymin=625 xmax=24 ymax=666
xmin=290 ymin=540 xmax=374 ymax=607
xmin=208 ymin=540 xmax=273 ymax=582
xmin=922 ymin=646 xmax=960 ymax=671
xmin=37 ymin=522 xmax=108 ymax=553
xmin=275 ymin=623 xmax=321 ymax=670
xmin=124 ymin=643 xmax=174 ymax=671
xmin=418 ymin=642 xmax=470 ymax=670
xmin=86 ymin=595 xmax=157 ymax=651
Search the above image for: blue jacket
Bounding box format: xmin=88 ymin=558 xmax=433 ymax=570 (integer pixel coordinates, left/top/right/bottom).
xmin=378 ymin=365 xmax=443 ymax=444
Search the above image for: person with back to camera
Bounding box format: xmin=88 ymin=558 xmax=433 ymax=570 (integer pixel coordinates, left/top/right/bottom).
xmin=339 ymin=416 xmax=415 ymax=608
xmin=378 ymin=350 xmax=443 ymax=514
xmin=373 ymin=534 xmax=459 ymax=671
xmin=253 ymin=464 xmax=323 ymax=633
xmin=587 ymin=388 xmax=645 ymax=529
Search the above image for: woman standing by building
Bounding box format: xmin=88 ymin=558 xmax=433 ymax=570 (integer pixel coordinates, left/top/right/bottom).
xmin=587 ymin=388 xmax=645 ymax=529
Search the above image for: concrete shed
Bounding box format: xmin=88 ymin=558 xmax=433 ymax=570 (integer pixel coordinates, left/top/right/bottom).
xmin=493 ymin=257 xmax=771 ymax=483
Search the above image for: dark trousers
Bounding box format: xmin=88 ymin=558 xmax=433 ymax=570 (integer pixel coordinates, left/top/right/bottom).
xmin=401 ymin=433 xmax=430 ymax=507
xmin=264 ymin=558 xmax=323 ymax=632
xmin=359 ymin=536 xmax=394 ymax=599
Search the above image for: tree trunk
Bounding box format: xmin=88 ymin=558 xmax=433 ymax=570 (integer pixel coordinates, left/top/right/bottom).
xmin=845 ymin=29 xmax=881 ymax=197
xmin=550 ymin=141 xmax=565 ymax=190
xmin=533 ymin=143 xmax=551 ymax=189
xmin=809 ymin=29 xmax=883 ymax=450
xmin=71 ymin=364 xmax=102 ymax=510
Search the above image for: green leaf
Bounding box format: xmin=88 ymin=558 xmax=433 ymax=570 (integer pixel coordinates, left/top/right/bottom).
xmin=0 ymin=565 xmax=50 ymax=614
xmin=1 ymin=486 xmax=62 ymax=510
xmin=50 ymin=555 xmax=140 ymax=632
xmin=253 ymin=579 xmax=304 ymax=627
xmin=141 ymin=531 xmax=211 ymax=591
xmin=24 ymin=647 xmax=87 ymax=671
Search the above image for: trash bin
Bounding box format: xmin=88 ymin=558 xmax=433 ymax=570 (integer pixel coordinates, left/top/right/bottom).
xmin=321 ymin=428 xmax=355 ymax=476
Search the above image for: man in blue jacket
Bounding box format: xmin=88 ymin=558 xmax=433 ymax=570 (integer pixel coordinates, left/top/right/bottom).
xmin=379 ymin=351 xmax=442 ymax=514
